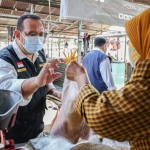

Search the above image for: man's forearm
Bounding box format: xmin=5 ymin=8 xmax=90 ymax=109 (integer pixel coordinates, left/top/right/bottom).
xmin=21 ymin=77 xmax=39 ymax=99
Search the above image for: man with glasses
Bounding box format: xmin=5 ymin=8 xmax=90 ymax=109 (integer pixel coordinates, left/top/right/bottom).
xmin=0 ymin=14 xmax=64 ymax=143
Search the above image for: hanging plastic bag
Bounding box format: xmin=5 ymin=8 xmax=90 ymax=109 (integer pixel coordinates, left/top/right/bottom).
xmin=49 ymin=78 xmax=90 ymax=144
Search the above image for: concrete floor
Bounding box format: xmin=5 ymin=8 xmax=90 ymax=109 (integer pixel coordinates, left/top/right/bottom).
xmin=43 ymin=101 xmax=57 ymax=125
xmin=44 ymin=84 xmax=62 ymax=123
xmin=43 ymin=100 xmax=58 ymax=134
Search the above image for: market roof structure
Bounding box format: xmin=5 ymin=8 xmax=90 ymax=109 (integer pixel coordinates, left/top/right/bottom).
xmin=0 ymin=0 xmax=149 ymax=42
xmin=0 ymin=0 xmax=111 ymax=41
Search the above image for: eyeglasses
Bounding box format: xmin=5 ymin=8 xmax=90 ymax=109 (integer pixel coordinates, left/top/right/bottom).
xmin=21 ymin=31 xmax=45 ymax=37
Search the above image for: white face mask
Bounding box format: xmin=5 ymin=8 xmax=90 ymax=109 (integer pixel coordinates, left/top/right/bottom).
xmin=20 ymin=33 xmax=44 ymax=54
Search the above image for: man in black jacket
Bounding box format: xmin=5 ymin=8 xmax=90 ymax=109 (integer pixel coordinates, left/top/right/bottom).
xmin=0 ymin=14 xmax=64 ymax=143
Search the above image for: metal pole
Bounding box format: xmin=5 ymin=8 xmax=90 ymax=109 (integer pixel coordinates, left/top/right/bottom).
xmin=59 ymin=34 xmax=61 ymax=57
xmin=51 ymin=33 xmax=53 ymax=58
xmin=7 ymin=26 xmax=10 ymax=46
xmin=47 ymin=22 xmax=50 ymax=58
xmin=64 ymin=41 xmax=65 ymax=52
xmin=83 ymin=36 xmax=87 ymax=54
xmin=117 ymin=49 xmax=118 ymax=61
xmin=91 ymin=37 xmax=94 ymax=50
xmin=78 ymin=21 xmax=82 ymax=63
xmin=30 ymin=4 xmax=34 ymax=14
xmin=124 ymin=35 xmax=127 ymax=62
xmin=48 ymin=0 xmax=52 ymax=58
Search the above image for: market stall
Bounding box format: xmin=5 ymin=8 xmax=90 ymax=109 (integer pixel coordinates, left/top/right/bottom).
xmin=0 ymin=0 xmax=149 ymax=150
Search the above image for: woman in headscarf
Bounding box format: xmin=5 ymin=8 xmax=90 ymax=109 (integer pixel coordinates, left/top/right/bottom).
xmin=65 ymin=8 xmax=150 ymax=150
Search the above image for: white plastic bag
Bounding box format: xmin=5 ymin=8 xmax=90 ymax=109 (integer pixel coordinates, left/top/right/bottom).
xmin=27 ymin=136 xmax=114 ymax=150
xmin=28 ymin=136 xmax=74 ymax=150
xmin=49 ymin=78 xmax=89 ymax=144
xmin=102 ymin=138 xmax=130 ymax=150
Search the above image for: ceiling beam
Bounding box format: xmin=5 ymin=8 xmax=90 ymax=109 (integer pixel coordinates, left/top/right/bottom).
xmin=0 ymin=24 xmax=78 ymax=35
xmin=93 ymin=25 xmax=111 ymax=36
xmin=61 ymin=21 xmax=78 ymax=33
xmin=0 ymin=15 xmax=73 ymax=27
xmin=44 ymin=8 xmax=56 ymax=21
xmin=0 ymin=24 xmax=16 ymax=27
xmin=36 ymin=5 xmax=44 ymax=12
xmin=11 ymin=1 xmax=17 ymax=15
xmin=49 ymin=36 xmax=77 ymax=40
xmin=0 ymin=8 xmax=109 ymax=32
xmin=0 ymin=7 xmax=59 ymax=17
xmin=13 ymin=0 xmax=60 ymax=8
xmin=0 ymin=15 xmax=106 ymax=31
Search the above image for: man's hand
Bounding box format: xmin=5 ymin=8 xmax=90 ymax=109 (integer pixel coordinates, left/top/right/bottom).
xmin=48 ymin=88 xmax=62 ymax=99
xmin=22 ymin=58 xmax=65 ymax=99
xmin=36 ymin=58 xmax=65 ymax=88
xmin=65 ymin=61 xmax=90 ymax=89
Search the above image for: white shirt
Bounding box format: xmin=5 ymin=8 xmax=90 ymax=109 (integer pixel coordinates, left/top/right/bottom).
xmin=0 ymin=40 xmax=55 ymax=106
xmin=94 ymin=47 xmax=116 ymax=90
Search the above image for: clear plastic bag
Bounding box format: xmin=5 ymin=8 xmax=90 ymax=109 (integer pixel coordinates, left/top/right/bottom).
xmin=102 ymin=138 xmax=130 ymax=150
xmin=27 ymin=136 xmax=74 ymax=150
xmin=27 ymin=136 xmax=114 ymax=150
xmin=49 ymin=78 xmax=89 ymax=144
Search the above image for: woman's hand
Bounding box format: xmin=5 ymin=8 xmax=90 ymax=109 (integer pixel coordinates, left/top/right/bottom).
xmin=65 ymin=61 xmax=90 ymax=89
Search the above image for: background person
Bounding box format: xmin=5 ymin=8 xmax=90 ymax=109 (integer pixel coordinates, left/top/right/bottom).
xmin=82 ymin=36 xmax=116 ymax=94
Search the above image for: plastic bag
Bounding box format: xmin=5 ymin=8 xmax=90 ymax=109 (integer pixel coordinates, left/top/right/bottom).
xmin=27 ymin=136 xmax=114 ymax=150
xmin=102 ymin=138 xmax=130 ymax=150
xmin=27 ymin=136 xmax=74 ymax=150
xmin=49 ymin=78 xmax=90 ymax=144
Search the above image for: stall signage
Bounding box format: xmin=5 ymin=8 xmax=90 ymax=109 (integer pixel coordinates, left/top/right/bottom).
xmin=60 ymin=0 xmax=149 ymax=26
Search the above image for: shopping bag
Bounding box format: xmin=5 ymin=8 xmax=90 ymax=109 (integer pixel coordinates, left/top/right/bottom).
xmin=49 ymin=78 xmax=90 ymax=144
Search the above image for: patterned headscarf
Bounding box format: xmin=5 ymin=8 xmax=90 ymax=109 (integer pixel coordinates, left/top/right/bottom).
xmin=125 ymin=8 xmax=150 ymax=62
xmin=128 ymin=41 xmax=140 ymax=68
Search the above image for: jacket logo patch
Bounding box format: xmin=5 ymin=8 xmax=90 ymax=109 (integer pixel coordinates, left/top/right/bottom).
xmin=17 ymin=61 xmax=24 ymax=68
xmin=17 ymin=68 xmax=27 ymax=72
xmin=39 ymin=63 xmax=45 ymax=67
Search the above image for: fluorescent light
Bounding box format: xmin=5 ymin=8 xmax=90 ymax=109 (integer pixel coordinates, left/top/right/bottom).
xmin=108 ymin=26 xmax=125 ymax=32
